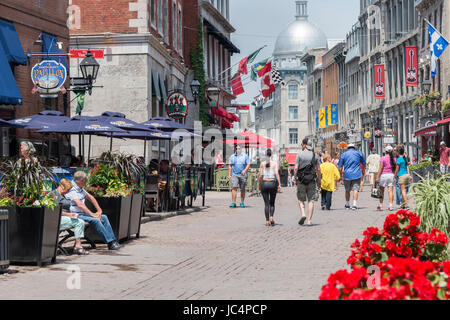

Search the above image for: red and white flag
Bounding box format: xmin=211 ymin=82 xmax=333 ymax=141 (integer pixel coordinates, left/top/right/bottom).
xmin=405 ymin=46 xmax=418 ymax=87
xmin=230 ymin=72 xmax=245 ymax=96
xmin=261 ymin=62 xmax=275 ymax=98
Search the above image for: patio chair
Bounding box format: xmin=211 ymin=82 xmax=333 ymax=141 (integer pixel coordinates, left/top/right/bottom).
xmin=145 ymin=174 xmax=160 ymax=213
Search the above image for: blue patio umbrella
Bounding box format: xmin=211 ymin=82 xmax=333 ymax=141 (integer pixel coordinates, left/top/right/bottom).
xmin=141 ymin=117 xmax=194 ymax=132
xmin=95 ymin=111 xmax=153 ymax=131
xmin=8 ymin=110 xmax=69 ymax=130
xmin=0 ymin=118 xmax=25 ymax=128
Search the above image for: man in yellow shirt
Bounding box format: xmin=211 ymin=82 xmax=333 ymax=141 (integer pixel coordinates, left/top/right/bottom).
xmin=320 ymin=154 xmax=341 ymax=210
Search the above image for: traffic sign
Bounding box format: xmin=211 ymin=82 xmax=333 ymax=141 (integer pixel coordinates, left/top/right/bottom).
xmin=69 ymin=49 xmax=104 ymax=59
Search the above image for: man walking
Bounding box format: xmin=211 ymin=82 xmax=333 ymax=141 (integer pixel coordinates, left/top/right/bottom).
xmin=365 ymin=149 xmax=380 ymax=187
xmin=337 ymin=143 xmax=366 ymax=210
xmin=228 ymin=145 xmax=251 ymax=208
xmin=294 ymin=139 xmax=321 ymax=226
xmin=439 ymin=141 xmax=450 ymax=175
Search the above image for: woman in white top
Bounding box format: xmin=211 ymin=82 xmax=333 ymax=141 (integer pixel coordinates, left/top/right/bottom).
xmin=259 ymin=149 xmax=281 ymax=227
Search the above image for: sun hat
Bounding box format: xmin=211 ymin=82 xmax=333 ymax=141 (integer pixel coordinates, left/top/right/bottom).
xmin=385 ymin=145 xmax=393 ymax=152
xmin=347 ymin=143 xmax=355 ymax=149
xmin=441 ymin=141 xmax=446 ymax=146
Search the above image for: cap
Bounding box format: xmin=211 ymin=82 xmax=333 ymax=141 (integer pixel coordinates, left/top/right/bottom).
xmin=305 ymin=140 xmax=313 ymax=150
xmin=347 ymin=143 xmax=355 ymax=149
xmin=385 ymin=145 xmax=393 ymax=152
xmin=441 ymin=141 xmax=446 ymax=146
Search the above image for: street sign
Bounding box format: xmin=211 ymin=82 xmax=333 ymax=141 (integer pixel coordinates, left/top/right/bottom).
xmin=384 ymin=137 xmax=395 ymax=144
xmin=69 ymin=49 xmax=104 ymax=59
xmin=70 ymin=77 xmax=90 ymax=86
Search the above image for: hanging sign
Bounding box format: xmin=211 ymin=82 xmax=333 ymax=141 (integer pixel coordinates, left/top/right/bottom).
xmin=166 ymin=92 xmax=188 ymax=119
xmin=69 ymin=49 xmax=105 ymax=59
xmin=31 ymin=60 xmax=67 ymax=95
xmin=405 ymin=46 xmax=418 ymax=87
xmin=374 ymin=64 xmax=385 ymax=99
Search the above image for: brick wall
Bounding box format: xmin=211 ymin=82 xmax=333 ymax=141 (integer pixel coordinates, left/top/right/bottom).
xmin=0 ymin=0 xmax=69 ymax=142
xmin=182 ymin=0 xmax=199 ymax=67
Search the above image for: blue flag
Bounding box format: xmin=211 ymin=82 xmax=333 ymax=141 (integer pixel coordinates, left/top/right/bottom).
xmin=428 ymin=23 xmax=449 ymax=78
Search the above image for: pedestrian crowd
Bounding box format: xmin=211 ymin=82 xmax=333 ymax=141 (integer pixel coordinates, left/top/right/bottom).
xmin=225 ymin=138 xmax=450 ymax=228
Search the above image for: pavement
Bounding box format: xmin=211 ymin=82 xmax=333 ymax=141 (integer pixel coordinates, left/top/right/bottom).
xmin=0 ymin=183 xmax=401 ymax=300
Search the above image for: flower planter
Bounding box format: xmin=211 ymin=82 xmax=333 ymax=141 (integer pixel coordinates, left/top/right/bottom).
xmin=7 ymin=206 xmax=61 ymax=266
xmin=128 ymin=192 xmax=144 ymax=239
xmin=85 ymin=195 xmax=132 ymax=242
xmin=280 ymin=169 xmax=289 ymax=187
xmin=0 ymin=209 xmax=8 ymax=272
xmin=411 ymin=170 xmax=422 ymax=183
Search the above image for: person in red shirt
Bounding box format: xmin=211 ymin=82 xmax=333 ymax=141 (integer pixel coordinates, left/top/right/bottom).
xmin=439 ymin=141 xmax=450 ymax=175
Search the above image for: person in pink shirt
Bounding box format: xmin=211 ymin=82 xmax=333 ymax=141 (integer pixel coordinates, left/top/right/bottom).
xmin=439 ymin=141 xmax=450 ymax=175
xmin=375 ymin=145 xmax=396 ymax=211
xmin=332 ymin=152 xmax=340 ymax=190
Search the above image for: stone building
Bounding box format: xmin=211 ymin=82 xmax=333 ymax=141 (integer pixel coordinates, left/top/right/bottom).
xmin=0 ymin=0 xmax=69 ymax=157
xmin=70 ymin=0 xmax=187 ymax=160
xmin=257 ymin=0 xmax=327 ymax=155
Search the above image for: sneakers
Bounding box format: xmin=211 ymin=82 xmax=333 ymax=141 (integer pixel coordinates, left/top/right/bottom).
xmin=230 ymin=202 xmax=236 ymax=208
xmin=345 ymin=204 xmax=351 ymax=210
xmin=321 ymin=205 xmax=325 ymax=210
xmin=108 ymin=241 xmax=122 ymax=250
xmin=352 ymin=206 xmax=358 ymax=211
xmin=240 ymin=203 xmax=245 ymax=208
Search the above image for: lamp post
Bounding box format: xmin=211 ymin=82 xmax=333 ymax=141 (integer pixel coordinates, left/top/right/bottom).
xmin=421 ymin=79 xmax=432 ymax=95
xmin=206 ymin=86 xmax=221 ymax=128
xmin=190 ymin=79 xmax=201 ymax=104
xmin=79 ymin=50 xmax=100 ymax=95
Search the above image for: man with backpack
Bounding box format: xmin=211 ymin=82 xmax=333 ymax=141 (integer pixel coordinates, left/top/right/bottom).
xmin=294 ymin=139 xmax=321 ymax=226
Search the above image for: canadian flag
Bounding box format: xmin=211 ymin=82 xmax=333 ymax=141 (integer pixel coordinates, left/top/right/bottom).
xmin=260 ymin=62 xmax=275 ymax=98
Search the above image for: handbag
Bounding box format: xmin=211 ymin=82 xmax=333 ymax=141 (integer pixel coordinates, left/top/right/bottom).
xmin=371 ymin=183 xmax=382 ymax=199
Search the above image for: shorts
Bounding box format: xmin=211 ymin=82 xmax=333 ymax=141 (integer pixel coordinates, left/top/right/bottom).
xmin=398 ymin=174 xmax=411 ymax=185
xmin=232 ymin=175 xmax=247 ymax=189
xmin=379 ymin=173 xmax=394 ymax=187
xmin=297 ymin=181 xmax=319 ymax=202
xmin=440 ymin=164 xmax=449 ymax=175
xmin=344 ymin=179 xmax=361 ymax=192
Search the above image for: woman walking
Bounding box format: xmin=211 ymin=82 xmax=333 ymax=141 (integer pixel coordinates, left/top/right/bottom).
xmin=259 ymin=149 xmax=281 ymax=227
xmin=394 ymin=145 xmax=411 ymax=210
xmin=375 ymin=145 xmax=396 ymax=211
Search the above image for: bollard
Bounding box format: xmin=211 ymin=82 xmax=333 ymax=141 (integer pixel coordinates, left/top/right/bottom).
xmin=0 ymin=209 xmax=9 ymax=273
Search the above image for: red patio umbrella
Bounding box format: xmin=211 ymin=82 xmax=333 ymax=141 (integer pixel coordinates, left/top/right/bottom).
xmin=238 ymin=130 xmax=273 ymax=145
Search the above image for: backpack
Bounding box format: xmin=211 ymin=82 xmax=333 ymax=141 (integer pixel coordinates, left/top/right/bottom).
xmin=297 ymin=151 xmax=317 ymax=185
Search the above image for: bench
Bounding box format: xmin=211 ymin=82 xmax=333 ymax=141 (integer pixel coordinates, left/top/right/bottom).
xmin=57 ymin=222 xmax=97 ymax=255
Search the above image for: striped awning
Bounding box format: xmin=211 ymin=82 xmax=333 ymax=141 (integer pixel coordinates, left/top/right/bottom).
xmin=413 ymin=124 xmax=437 ymax=137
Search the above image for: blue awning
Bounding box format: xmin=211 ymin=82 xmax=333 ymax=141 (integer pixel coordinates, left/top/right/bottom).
xmin=0 ymin=20 xmax=27 ymax=65
xmin=41 ymin=33 xmax=68 ymax=70
xmin=0 ymin=42 xmax=22 ymax=105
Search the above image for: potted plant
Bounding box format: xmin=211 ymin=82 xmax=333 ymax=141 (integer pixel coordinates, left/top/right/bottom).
xmin=413 ymin=96 xmax=427 ymax=108
xmin=442 ymin=99 xmax=450 ymax=112
xmin=428 ymin=91 xmax=441 ymax=101
xmin=0 ymin=159 xmax=60 ymax=266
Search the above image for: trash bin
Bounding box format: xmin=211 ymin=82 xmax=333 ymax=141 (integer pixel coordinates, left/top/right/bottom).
xmin=0 ymin=209 xmax=9 ymax=273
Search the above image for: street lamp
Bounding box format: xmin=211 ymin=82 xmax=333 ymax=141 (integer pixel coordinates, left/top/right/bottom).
xmin=421 ymin=79 xmax=432 ymax=95
xmin=206 ymin=86 xmax=220 ymax=106
xmin=349 ymin=119 xmax=356 ymax=130
xmin=190 ymin=79 xmax=201 ymax=104
xmin=79 ymin=50 xmax=100 ymax=95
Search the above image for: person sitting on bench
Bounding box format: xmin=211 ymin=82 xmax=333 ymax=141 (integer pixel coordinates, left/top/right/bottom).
xmin=50 ymin=178 xmax=89 ymax=255
xmin=65 ymin=171 xmax=122 ymax=250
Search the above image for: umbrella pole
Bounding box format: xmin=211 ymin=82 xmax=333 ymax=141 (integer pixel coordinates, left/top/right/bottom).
xmin=143 ymin=138 xmax=147 ymax=163
xmin=110 ymin=133 xmax=113 ymax=152
xmin=82 ymin=133 xmax=85 ymax=166
xmin=78 ymin=134 xmax=82 ymax=158
xmin=88 ymin=134 xmax=91 ymax=165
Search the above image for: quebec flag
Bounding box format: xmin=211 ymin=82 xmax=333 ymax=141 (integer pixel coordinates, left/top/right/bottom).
xmin=429 ymin=23 xmax=449 ymax=78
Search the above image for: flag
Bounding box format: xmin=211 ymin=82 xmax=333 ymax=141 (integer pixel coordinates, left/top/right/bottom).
xmin=428 ymin=22 xmax=449 ymax=78
xmin=74 ymin=87 xmax=86 ymax=115
xmin=230 ymin=72 xmax=245 ymax=96
xmin=374 ymin=64 xmax=385 ymax=99
xmin=405 ymin=46 xmax=418 ymax=86
xmin=250 ymin=58 xmax=269 ymax=81
xmin=271 ymin=67 xmax=285 ymax=86
xmin=330 ymin=104 xmax=338 ymax=125
xmin=318 ymin=108 xmax=326 ymax=128
xmin=238 ymin=47 xmax=264 ymax=75
xmin=316 ymin=110 xmax=319 ymax=129
xmin=261 ymin=62 xmax=275 ymax=98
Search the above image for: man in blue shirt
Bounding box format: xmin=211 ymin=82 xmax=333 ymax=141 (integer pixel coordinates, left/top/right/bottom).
xmin=337 ymin=144 xmax=366 ymax=210
xmin=228 ymin=145 xmax=251 ymax=208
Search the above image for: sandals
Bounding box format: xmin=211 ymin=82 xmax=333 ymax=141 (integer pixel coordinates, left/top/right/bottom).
xmin=388 ymin=206 xmax=394 ymax=211
xmin=73 ymin=247 xmax=89 ymax=255
xmin=270 ymin=219 xmax=275 ymax=226
xmin=377 ymin=205 xmax=383 ymax=211
xmin=265 ymin=221 xmax=271 ymax=227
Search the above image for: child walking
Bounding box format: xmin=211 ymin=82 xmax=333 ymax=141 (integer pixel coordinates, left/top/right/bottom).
xmin=320 ymin=154 xmax=341 ymax=210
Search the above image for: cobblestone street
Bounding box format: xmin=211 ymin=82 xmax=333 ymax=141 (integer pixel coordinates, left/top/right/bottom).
xmin=0 ymin=186 xmax=392 ymax=300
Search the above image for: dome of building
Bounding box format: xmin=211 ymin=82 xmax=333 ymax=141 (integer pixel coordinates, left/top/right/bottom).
xmin=273 ymin=1 xmax=327 ymax=57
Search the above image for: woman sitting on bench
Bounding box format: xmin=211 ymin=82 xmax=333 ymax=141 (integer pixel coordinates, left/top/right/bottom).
xmin=50 ymin=178 xmax=89 ymax=255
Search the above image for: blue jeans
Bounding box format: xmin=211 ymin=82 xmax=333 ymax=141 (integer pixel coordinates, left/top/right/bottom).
xmin=395 ymin=178 xmax=409 ymax=205
xmin=78 ymin=214 xmax=116 ymax=244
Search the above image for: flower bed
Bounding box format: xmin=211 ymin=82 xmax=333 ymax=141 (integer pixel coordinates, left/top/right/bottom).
xmin=320 ymin=210 xmax=450 ymax=300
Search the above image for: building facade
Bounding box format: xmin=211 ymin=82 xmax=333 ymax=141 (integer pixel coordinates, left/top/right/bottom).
xmin=0 ymin=0 xmax=70 ymax=157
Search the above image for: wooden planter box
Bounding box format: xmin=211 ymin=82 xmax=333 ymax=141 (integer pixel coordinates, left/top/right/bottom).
xmin=86 ymin=195 xmax=132 ymax=243
xmin=7 ymin=206 xmax=61 ymax=266
xmin=128 ymin=193 xmax=144 ymax=239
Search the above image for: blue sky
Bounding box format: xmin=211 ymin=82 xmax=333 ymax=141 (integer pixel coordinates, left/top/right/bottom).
xmin=229 ymin=0 xmax=360 ymax=104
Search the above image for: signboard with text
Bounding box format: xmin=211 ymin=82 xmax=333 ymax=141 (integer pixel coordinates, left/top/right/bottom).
xmin=69 ymin=49 xmax=105 ymax=59
xmin=166 ymin=92 xmax=188 ymax=119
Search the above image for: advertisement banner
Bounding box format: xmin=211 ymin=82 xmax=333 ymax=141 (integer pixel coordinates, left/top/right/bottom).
xmin=330 ymin=104 xmax=338 ymax=125
xmin=374 ymin=64 xmax=385 ymax=99
xmin=318 ymin=108 xmax=326 ymax=129
xmin=405 ymin=46 xmax=418 ymax=87
xmin=316 ymin=110 xmax=319 ymax=129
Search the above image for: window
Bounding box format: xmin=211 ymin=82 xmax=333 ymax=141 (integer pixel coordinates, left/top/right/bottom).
xmin=158 ymin=0 xmax=162 ymax=33
xmin=288 ymin=84 xmax=298 ymax=99
xmin=151 ymin=0 xmax=156 ymax=26
xmin=178 ymin=7 xmax=182 ymax=52
xmin=289 ymin=128 xmax=298 ymax=145
xmin=289 ymin=106 xmax=298 ymax=120
xmin=164 ymin=0 xmax=168 ymax=42
xmin=173 ymin=3 xmax=177 ymax=48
